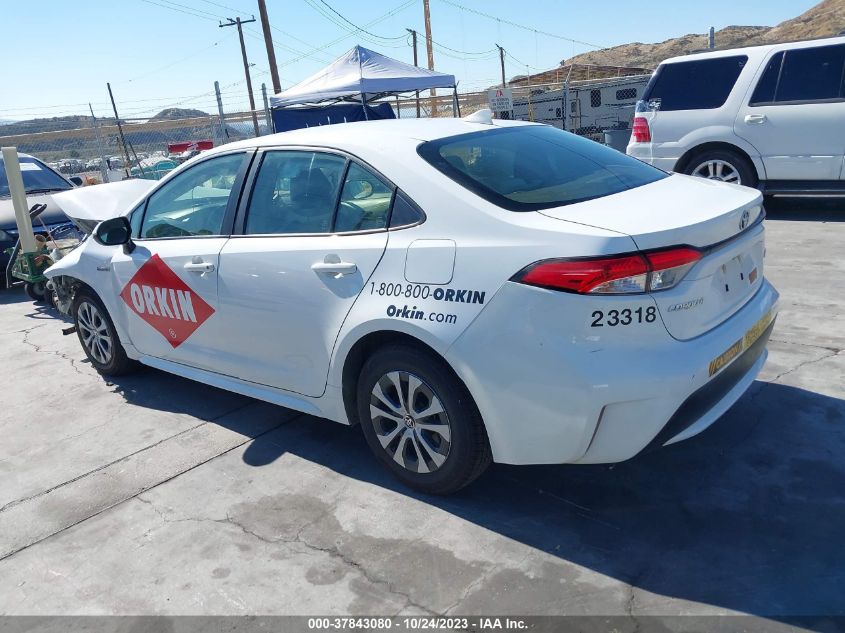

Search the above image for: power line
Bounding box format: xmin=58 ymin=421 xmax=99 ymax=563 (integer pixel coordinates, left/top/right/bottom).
xmin=436 ymin=0 xmax=604 ymax=49
xmin=139 ymin=0 xmax=220 ymax=22
xmin=276 ymin=0 xmax=416 ymax=68
xmin=301 ymin=0 xmax=411 ymax=48
xmin=312 ymin=0 xmax=407 ymax=40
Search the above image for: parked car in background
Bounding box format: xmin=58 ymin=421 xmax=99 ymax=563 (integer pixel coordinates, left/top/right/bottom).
xmin=46 ymin=116 xmax=777 ymax=493
xmin=0 ymin=153 xmax=79 ymax=287
xmin=130 ymin=158 xmax=179 ymax=180
xmin=628 ymin=36 xmax=845 ymax=195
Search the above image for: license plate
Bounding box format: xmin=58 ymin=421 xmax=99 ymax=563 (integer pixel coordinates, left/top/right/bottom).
xmin=708 ymin=308 xmax=774 ymax=377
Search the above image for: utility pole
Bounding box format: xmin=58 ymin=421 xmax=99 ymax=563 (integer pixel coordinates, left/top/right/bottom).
xmin=257 ymin=0 xmax=281 ymax=94
xmin=497 ymin=45 xmax=506 ymax=89
xmin=214 ymin=80 xmax=230 ymax=144
xmin=106 ymin=83 xmax=131 ymax=178
xmin=88 ymin=104 xmax=110 ymax=183
xmin=406 ymin=28 xmax=421 ymax=118
xmin=422 ymin=0 xmax=437 ymax=116
xmin=261 ymin=83 xmax=273 ymax=133
xmin=220 ymin=16 xmax=260 ymax=137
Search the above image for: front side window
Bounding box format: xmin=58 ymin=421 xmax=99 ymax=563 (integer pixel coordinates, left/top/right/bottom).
xmin=245 ymin=151 xmax=346 ymax=235
xmin=643 ymin=55 xmax=748 ymax=111
xmin=139 ymin=153 xmax=245 ymax=239
xmin=418 ymin=126 xmax=666 ymax=212
xmin=775 ymin=44 xmax=845 ymax=103
xmin=334 ymin=163 xmax=394 ymax=232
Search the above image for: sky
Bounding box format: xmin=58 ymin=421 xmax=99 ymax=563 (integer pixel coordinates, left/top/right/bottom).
xmin=0 ymin=0 xmax=818 ymax=121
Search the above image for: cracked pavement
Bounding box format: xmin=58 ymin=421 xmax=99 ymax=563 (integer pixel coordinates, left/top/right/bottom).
xmin=0 ymin=198 xmax=843 ymax=621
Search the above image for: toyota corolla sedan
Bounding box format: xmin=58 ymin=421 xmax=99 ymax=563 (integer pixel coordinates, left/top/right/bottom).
xmin=45 ymin=112 xmax=779 ymax=494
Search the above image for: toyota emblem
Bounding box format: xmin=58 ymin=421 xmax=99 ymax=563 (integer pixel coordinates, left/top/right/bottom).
xmin=739 ymin=209 xmax=751 ymax=230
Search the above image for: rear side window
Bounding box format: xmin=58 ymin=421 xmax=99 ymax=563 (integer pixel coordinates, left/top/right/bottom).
xmin=244 ymin=151 xmax=345 ymax=235
xmin=643 ymin=55 xmax=747 ymax=111
xmin=749 ymin=52 xmax=784 ymax=106
xmin=417 ymin=126 xmax=666 ymax=212
xmin=775 ymin=44 xmax=845 ymax=103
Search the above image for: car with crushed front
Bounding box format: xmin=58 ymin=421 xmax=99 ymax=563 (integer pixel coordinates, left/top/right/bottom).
xmin=1 ymin=152 xmax=81 ymax=291
xmin=44 ymin=112 xmax=779 ymax=494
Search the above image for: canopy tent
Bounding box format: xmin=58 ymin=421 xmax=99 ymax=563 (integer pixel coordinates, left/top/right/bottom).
xmin=271 ymin=102 xmax=395 ymax=133
xmin=270 ymin=45 xmax=457 ymax=112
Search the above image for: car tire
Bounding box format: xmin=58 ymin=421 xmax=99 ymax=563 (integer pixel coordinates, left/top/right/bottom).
xmin=356 ymin=345 xmax=492 ymax=495
xmin=684 ymin=149 xmax=758 ymax=188
xmin=25 ymin=281 xmax=47 ymax=302
xmin=72 ymin=290 xmax=137 ymax=377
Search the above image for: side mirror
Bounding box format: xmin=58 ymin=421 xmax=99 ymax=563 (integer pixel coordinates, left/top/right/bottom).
xmin=93 ymin=216 xmax=135 ymax=253
xmin=69 ymin=176 xmax=84 ymax=186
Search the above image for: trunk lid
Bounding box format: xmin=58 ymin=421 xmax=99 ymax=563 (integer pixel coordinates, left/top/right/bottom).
xmin=539 ymin=174 xmax=766 ymax=340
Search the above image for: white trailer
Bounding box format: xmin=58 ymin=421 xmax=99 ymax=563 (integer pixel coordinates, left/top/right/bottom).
xmin=511 ymin=74 xmax=651 ymax=143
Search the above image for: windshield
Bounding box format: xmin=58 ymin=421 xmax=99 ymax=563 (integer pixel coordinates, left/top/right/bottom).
xmin=417 ymin=125 xmax=666 ymax=211
xmin=0 ymin=156 xmax=72 ymax=197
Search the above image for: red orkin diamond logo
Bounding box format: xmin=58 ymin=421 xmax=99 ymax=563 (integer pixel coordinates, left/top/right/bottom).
xmin=119 ymin=254 xmax=215 ymax=348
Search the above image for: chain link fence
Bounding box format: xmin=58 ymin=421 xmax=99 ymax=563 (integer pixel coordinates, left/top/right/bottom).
xmin=1 ymin=64 xmax=652 ymax=183
xmin=0 ymin=110 xmax=270 ymax=185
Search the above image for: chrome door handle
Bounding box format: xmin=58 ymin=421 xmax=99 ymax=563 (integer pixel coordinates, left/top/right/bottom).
xmin=184 ymin=261 xmax=215 ymax=273
xmin=312 ymin=255 xmax=357 ymax=277
xmin=744 ymin=114 xmax=767 ymax=125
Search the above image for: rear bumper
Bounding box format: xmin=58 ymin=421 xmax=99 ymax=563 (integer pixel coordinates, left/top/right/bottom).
xmin=626 ymin=145 xmax=679 ymax=172
xmin=446 ymin=278 xmax=779 ymax=465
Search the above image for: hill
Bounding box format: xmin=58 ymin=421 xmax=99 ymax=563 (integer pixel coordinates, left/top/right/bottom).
xmin=515 ymin=0 xmax=845 ymax=85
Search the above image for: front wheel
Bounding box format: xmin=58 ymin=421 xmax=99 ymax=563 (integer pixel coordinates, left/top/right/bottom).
xmin=684 ymin=149 xmax=757 ymax=188
xmin=357 ymin=346 xmax=492 ymax=495
xmin=72 ymin=290 xmax=137 ymax=376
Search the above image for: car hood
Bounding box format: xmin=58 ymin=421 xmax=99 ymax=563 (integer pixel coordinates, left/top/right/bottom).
xmin=538 ymin=174 xmax=763 ymax=249
xmin=0 ymin=193 xmax=71 ymax=232
xmin=50 ymin=179 xmax=155 ymax=233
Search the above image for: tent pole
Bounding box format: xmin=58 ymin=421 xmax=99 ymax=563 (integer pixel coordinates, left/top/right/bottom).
xmin=361 ymin=92 xmax=369 ymax=120
xmin=453 ymin=85 xmax=461 ymax=117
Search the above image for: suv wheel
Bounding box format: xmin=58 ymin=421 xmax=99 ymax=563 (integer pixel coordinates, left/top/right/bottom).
xmin=685 ymin=149 xmax=757 ymax=187
xmin=357 ymin=345 xmax=492 ymax=495
xmin=72 ymin=290 xmax=137 ymax=376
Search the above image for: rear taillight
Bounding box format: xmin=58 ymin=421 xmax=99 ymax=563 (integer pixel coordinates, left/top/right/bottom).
xmin=644 ymin=247 xmax=701 ymax=291
xmin=514 ymin=247 xmax=702 ymax=295
xmin=632 ymin=116 xmax=651 ymax=143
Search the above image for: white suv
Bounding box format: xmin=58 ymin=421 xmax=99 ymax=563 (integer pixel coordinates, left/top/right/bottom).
xmin=627 ymin=36 xmax=845 ymax=194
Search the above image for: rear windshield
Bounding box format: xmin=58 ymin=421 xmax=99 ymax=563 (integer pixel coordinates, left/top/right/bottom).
xmin=643 ymin=55 xmax=748 ymax=111
xmin=0 ymin=157 xmax=71 ymax=198
xmin=417 ymin=125 xmax=666 ymax=212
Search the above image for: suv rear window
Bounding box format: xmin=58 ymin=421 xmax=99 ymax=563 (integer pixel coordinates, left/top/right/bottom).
xmin=417 ymin=126 xmax=666 ymax=212
xmin=643 ymin=55 xmax=748 ymax=111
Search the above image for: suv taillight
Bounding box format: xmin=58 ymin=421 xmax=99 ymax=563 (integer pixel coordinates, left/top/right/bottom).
xmin=513 ymin=247 xmax=701 ymax=295
xmin=632 ymin=116 xmax=651 ymax=143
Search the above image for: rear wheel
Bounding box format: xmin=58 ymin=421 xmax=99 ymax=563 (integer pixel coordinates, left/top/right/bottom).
xmin=357 ymin=346 xmax=491 ymax=495
xmin=685 ymin=149 xmax=757 ymax=188
xmin=72 ymin=290 xmax=137 ymax=376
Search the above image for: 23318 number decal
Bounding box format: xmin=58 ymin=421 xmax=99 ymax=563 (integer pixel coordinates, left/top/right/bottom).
xmin=591 ymin=306 xmax=657 ymax=327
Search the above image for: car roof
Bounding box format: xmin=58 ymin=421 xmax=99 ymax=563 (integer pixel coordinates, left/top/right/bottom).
xmin=210 ymin=116 xmax=537 ymax=156
xmin=660 ymin=34 xmax=845 ymax=66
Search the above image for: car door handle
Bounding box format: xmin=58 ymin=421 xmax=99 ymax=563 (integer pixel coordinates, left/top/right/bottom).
xmin=744 ymin=114 xmax=767 ymax=125
xmin=311 ymin=256 xmax=357 ymax=277
xmin=183 ymin=261 xmax=215 ymax=273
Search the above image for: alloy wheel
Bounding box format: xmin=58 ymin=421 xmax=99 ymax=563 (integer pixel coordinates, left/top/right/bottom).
xmin=691 ymin=159 xmax=742 ymax=184
xmin=369 ymin=370 xmax=452 ymax=474
xmin=77 ymin=301 xmax=113 ymax=365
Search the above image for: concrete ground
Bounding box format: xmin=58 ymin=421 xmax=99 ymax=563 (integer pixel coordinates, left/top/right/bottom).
xmin=0 ymin=198 xmax=843 ymax=621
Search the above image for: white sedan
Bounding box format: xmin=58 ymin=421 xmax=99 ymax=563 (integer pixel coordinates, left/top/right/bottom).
xmin=46 ymin=112 xmax=779 ymax=494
